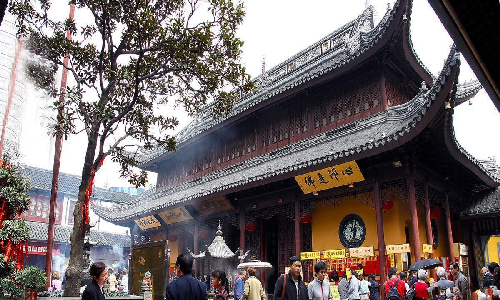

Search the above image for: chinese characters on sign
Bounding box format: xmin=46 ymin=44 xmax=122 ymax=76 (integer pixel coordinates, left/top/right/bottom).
xmin=134 ymin=215 xmax=161 ymax=230
xmin=349 ymin=246 xmax=374 ymax=258
xmin=192 ymin=196 xmax=234 ymax=216
xmin=295 ymin=161 xmax=365 ymax=194
xmin=300 ymin=251 xmax=321 ymax=260
xmin=423 ymin=244 xmax=433 ymax=254
xmin=158 ymin=207 xmax=193 ymax=225
xmin=386 ymin=244 xmax=410 ymax=254
xmin=323 ymin=249 xmax=346 ymax=259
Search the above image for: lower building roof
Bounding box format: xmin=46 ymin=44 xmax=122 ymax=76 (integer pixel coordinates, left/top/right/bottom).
xmin=462 ymin=187 xmax=500 ymax=218
xmin=27 ymin=221 xmax=131 ymax=248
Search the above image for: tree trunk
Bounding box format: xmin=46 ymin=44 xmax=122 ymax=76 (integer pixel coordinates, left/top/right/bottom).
xmin=63 ymin=132 xmax=98 ymax=296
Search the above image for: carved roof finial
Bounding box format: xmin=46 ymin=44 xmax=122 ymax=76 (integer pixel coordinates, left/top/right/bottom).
xmin=216 ymin=220 xmax=222 ymax=236
xmin=261 ymin=56 xmax=266 ymax=74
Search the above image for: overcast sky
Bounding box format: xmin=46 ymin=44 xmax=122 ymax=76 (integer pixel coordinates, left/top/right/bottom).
xmin=18 ymin=0 xmax=500 ymax=190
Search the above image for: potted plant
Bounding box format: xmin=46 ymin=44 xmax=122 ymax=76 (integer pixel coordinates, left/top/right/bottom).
xmin=15 ymin=266 xmax=47 ymax=300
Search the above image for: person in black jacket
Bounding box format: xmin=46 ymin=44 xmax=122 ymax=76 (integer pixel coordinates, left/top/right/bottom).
xmin=274 ymin=256 xmax=307 ymax=300
xmin=82 ymin=262 xmax=108 ymax=300
xmin=165 ymin=253 xmax=208 ymax=300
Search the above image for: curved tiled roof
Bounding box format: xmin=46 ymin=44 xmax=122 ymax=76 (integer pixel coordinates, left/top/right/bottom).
xmin=135 ymin=1 xmax=405 ymax=167
xmin=27 ymin=221 xmax=130 ymax=247
xmin=455 ymin=80 xmax=483 ymax=105
xmin=93 ymin=45 xmax=493 ymax=223
xmin=22 ymin=165 xmax=133 ymax=203
xmin=462 ymin=187 xmax=500 ymax=217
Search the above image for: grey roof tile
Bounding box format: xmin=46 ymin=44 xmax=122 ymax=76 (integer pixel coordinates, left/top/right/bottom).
xmin=27 ymin=221 xmax=130 ymax=247
xmin=92 ymin=45 xmax=492 ymax=222
xmin=22 ymin=166 xmax=133 ymax=203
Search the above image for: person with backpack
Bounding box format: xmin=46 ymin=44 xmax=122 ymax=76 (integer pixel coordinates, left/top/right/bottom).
xmin=274 ymin=256 xmax=308 ymax=300
xmin=384 ymin=267 xmax=407 ymax=300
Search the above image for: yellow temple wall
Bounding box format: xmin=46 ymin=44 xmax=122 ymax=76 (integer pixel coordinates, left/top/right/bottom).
xmin=311 ymin=194 xmax=450 ymax=268
xmin=485 ymin=236 xmax=500 ymax=263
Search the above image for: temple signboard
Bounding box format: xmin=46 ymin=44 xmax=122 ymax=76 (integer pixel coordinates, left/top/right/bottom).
xmin=135 ymin=215 xmax=161 ymax=230
xmin=158 ymin=207 xmax=193 ymax=225
xmin=192 ymin=196 xmax=234 ymax=216
xmin=423 ymin=244 xmax=433 ymax=254
xmin=300 ymin=251 xmax=321 ymax=260
xmin=295 ymin=161 xmax=365 ymax=194
xmin=386 ymin=244 xmax=410 ymax=254
xmin=323 ymin=249 xmax=346 ymax=259
xmin=349 ymin=246 xmax=374 ymax=258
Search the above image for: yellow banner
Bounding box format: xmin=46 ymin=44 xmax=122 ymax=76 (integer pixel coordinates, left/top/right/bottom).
xmin=323 ymin=249 xmax=346 ymax=259
xmin=390 ymin=254 xmax=395 ymax=267
xmin=301 ymin=251 xmax=321 ymax=260
xmin=423 ymin=244 xmax=433 ymax=254
xmin=295 ymin=161 xmax=365 ymax=194
xmin=135 ymin=215 xmax=161 ymax=230
xmin=386 ymin=244 xmax=410 ymax=254
xmin=158 ymin=207 xmax=193 ymax=225
xmin=349 ymin=246 xmax=374 ymax=258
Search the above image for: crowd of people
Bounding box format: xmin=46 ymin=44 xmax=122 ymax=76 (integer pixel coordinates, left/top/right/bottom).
xmin=80 ymin=256 xmax=500 ymax=300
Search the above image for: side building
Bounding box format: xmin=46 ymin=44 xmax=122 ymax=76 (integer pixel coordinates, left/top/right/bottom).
xmin=94 ymin=0 xmax=500 ymax=299
xmin=22 ymin=166 xmax=132 ymax=277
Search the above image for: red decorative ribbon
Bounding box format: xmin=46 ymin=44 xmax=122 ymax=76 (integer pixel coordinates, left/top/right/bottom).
xmin=81 ymin=169 xmax=96 ymax=232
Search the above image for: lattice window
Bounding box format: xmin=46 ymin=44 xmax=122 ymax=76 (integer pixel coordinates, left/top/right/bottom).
xmin=328 ymin=93 xmax=337 ymax=123
xmin=289 ymin=114 xmax=295 ymax=138
xmin=301 ymin=109 xmax=308 ymax=133
xmin=353 ymin=86 xmax=362 ymax=115
xmin=380 ymin=178 xmax=408 ymax=202
xmin=337 ymin=91 xmax=344 ymax=120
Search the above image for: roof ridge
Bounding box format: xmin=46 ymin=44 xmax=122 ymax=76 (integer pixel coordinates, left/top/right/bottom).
xmin=136 ymin=2 xmax=402 ymax=167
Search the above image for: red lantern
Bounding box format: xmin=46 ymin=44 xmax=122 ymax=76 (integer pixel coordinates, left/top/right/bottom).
xmin=430 ymin=206 xmax=442 ymax=219
xmin=199 ymin=231 xmax=208 ymax=239
xmin=168 ymin=235 xmax=178 ymax=243
xmin=245 ymin=223 xmax=256 ymax=232
xmin=382 ymin=199 xmax=393 ymax=212
xmin=300 ymin=213 xmax=312 ymax=224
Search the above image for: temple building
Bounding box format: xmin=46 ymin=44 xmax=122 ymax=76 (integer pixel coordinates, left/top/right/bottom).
xmin=94 ymin=0 xmax=499 ymax=299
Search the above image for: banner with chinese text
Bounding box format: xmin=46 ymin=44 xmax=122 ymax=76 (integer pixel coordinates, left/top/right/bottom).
xmin=158 ymin=207 xmax=193 ymax=225
xmin=323 ymin=249 xmax=346 ymax=259
xmin=349 ymin=246 xmax=374 ymax=258
xmin=423 ymin=244 xmax=433 ymax=254
xmin=135 ymin=215 xmax=161 ymax=230
xmin=386 ymin=244 xmax=410 ymax=254
xmin=295 ymin=161 xmax=365 ymax=194
xmin=192 ymin=196 xmax=234 ymax=216
xmin=301 ymin=251 xmax=321 ymax=260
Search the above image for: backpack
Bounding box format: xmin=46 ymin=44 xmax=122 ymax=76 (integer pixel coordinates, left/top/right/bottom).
xmin=388 ymin=279 xmax=403 ymax=300
xmin=405 ymin=283 xmax=415 ymax=300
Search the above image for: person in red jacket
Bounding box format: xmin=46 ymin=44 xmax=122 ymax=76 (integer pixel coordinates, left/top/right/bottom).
xmin=414 ymin=269 xmax=429 ymax=300
xmin=384 ymin=267 xmax=407 ymax=300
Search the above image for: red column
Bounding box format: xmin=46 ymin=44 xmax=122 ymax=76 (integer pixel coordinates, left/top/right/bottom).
xmin=295 ymin=198 xmax=301 ymax=256
xmin=407 ymin=175 xmax=422 ymax=261
xmin=423 ymin=181 xmax=436 ymax=279
xmin=240 ymin=209 xmax=245 ymax=262
xmin=444 ymin=193 xmax=455 ymax=262
xmin=374 ymin=178 xmax=386 ymax=289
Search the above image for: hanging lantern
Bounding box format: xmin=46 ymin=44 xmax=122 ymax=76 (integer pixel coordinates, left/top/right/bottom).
xmin=382 ymin=199 xmax=393 ymax=212
xmin=300 ymin=213 xmax=312 ymax=224
xmin=245 ymin=223 xmax=256 ymax=232
xmin=168 ymin=235 xmax=178 ymax=243
xmin=199 ymin=231 xmax=208 ymax=239
xmin=430 ymin=206 xmax=442 ymax=219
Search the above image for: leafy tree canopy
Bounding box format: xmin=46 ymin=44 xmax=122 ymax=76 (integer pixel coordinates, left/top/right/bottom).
xmin=9 ymin=0 xmax=253 ymax=186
